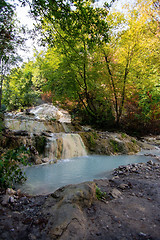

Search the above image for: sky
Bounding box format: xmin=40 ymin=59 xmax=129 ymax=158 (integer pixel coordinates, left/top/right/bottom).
xmin=16 ymin=4 xmax=37 ymax=62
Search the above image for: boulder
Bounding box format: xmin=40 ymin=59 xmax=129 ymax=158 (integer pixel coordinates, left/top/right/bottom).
xmin=42 ymin=157 xmax=50 ymax=163
xmin=35 ymin=157 xmax=43 ymax=165
xmin=42 ymin=182 xmax=96 ymax=239
xmin=6 ymin=188 xmax=16 ymax=195
xmin=29 ymin=104 xmax=71 ymax=123
xmin=51 ymin=181 xmax=96 ymax=208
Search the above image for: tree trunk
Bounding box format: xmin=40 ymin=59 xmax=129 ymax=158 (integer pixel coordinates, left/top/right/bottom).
xmin=0 ymin=56 xmax=3 ymax=109
xmin=104 ymin=54 xmax=119 ymax=124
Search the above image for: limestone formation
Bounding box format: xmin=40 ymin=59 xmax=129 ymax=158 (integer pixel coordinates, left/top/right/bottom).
xmin=80 ymin=131 xmax=141 ymax=155
xmin=3 ymin=104 xmax=159 ymax=165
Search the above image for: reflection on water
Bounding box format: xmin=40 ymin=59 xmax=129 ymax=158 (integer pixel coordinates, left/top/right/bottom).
xmin=16 ymin=153 xmax=158 ymax=195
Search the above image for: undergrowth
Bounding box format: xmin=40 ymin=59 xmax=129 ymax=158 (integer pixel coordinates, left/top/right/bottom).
xmin=0 ymin=146 xmax=30 ymax=188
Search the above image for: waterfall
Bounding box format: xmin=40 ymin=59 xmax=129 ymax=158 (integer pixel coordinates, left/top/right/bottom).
xmin=4 ymin=104 xmax=87 ymax=162
xmin=45 ymin=133 xmax=87 ymax=160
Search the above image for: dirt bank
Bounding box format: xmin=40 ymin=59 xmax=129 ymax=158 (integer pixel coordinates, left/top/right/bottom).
xmin=0 ymin=161 xmax=160 ymax=240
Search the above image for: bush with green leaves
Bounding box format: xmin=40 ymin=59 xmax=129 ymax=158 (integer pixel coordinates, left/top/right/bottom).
xmin=96 ymin=186 xmax=106 ymax=200
xmin=0 ymin=146 xmax=30 ymax=188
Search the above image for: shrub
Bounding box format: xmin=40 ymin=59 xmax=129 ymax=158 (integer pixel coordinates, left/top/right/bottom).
xmin=96 ymin=186 xmax=106 ymax=200
xmin=121 ymin=133 xmax=127 ymax=139
xmin=0 ymin=146 xmax=30 ymax=188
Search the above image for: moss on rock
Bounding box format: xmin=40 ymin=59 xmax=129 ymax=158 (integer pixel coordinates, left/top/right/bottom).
xmin=109 ymin=139 xmax=125 ymax=153
xmin=80 ymin=131 xmax=140 ymax=155
xmin=34 ymin=135 xmax=47 ymax=155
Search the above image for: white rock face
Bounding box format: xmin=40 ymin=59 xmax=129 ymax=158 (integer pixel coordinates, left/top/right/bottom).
xmin=45 ymin=133 xmax=87 ymax=160
xmin=4 ymin=104 xmax=88 ymax=161
xmin=5 ymin=104 xmax=73 ymax=134
xmin=29 ymin=104 xmax=71 ymax=123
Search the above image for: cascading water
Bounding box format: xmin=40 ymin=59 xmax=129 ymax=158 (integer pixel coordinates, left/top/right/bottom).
xmin=4 ymin=104 xmax=87 ymax=161
xmin=44 ymin=133 xmax=87 ymax=160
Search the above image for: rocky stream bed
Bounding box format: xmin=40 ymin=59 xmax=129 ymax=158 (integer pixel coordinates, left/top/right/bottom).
xmin=0 ymin=160 xmax=160 ymax=240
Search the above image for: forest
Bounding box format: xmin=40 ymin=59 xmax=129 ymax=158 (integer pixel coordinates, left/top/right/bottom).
xmin=0 ymin=0 xmax=160 ymax=136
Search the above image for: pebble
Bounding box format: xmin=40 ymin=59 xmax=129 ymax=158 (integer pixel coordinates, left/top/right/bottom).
xmin=20 ymin=196 xmax=29 ymax=205
xmin=6 ymin=188 xmax=16 ymax=195
xmin=17 ymin=189 xmax=21 ymax=196
xmin=9 ymin=196 xmax=15 ymax=203
xmin=28 ymin=233 xmax=37 ymax=240
xmin=12 ymin=211 xmax=21 ymax=220
xmin=110 ymin=188 xmax=122 ymax=198
xmin=119 ymin=184 xmax=128 ymax=190
xmin=113 ymin=162 xmax=160 ymax=177
xmin=131 ymin=193 xmax=135 ymax=196
xmin=139 ymin=232 xmax=147 ymax=237
xmin=96 ymin=232 xmax=102 ymax=236
xmin=147 ymin=160 xmax=154 ymax=165
xmin=1 ymin=195 xmax=10 ymax=206
xmin=112 ymin=176 xmax=119 ymax=180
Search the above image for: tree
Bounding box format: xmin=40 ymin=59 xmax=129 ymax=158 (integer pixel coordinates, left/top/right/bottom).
xmin=0 ymin=0 xmax=25 ymax=109
xmin=30 ymin=0 xmax=116 ymax=125
xmin=99 ymin=0 xmax=160 ymax=126
xmin=3 ymin=61 xmax=40 ymax=110
xmin=30 ymin=0 xmax=159 ymax=131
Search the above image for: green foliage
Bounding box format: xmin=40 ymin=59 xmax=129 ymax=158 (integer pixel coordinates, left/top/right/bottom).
xmin=34 ymin=135 xmax=46 ymax=155
xmin=96 ymin=186 xmax=106 ymax=200
xmin=3 ymin=62 xmax=40 ymax=111
xmin=121 ymin=133 xmax=127 ymax=139
xmin=0 ymin=0 xmax=25 ymax=108
xmin=100 ymin=0 xmax=160 ymax=127
xmin=30 ymin=0 xmax=117 ymax=126
xmin=109 ymin=139 xmax=123 ymax=153
xmin=1 ymin=0 xmax=159 ymax=134
xmin=88 ymin=134 xmax=96 ymax=148
xmin=0 ymin=146 xmax=30 ymax=188
xmin=92 ymin=131 xmax=98 ymax=139
xmin=137 ymin=84 xmax=160 ymax=121
xmin=0 ymin=0 xmax=14 ymax=59
xmin=31 ymin=0 xmax=110 ymax=47
xmin=131 ymin=138 xmax=137 ymax=144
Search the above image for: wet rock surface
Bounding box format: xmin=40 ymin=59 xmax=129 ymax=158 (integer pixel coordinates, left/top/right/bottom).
xmin=0 ymin=162 xmax=160 ymax=240
xmin=80 ymin=131 xmax=141 ymax=155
